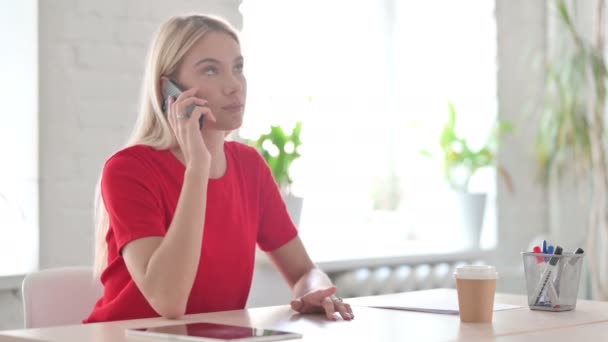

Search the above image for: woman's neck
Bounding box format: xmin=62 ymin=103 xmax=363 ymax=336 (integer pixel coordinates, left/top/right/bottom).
xmin=172 ymin=130 xmax=227 ymax=179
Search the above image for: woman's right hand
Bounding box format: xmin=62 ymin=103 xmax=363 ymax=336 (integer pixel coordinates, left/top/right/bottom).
xmin=166 ymin=87 xmax=216 ymax=170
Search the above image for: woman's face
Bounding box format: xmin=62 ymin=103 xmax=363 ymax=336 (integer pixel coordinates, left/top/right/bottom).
xmin=175 ymin=31 xmax=246 ymax=131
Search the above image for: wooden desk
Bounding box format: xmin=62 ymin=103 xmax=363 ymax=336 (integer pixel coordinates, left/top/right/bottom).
xmin=1 ymin=289 xmax=607 ymax=342
xmin=497 ymin=320 xmax=608 ymax=340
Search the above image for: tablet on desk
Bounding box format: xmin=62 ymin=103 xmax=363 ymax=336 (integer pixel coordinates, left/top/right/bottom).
xmin=125 ymin=322 xmax=303 ymax=342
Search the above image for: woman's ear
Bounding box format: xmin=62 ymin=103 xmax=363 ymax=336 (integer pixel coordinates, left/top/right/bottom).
xmin=160 ymin=76 xmax=169 ymax=91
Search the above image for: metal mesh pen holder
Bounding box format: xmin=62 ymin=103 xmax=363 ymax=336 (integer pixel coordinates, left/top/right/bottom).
xmin=522 ymin=251 xmax=585 ymax=311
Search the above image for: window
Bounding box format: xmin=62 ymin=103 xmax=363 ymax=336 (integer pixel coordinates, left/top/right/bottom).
xmin=0 ymin=0 xmax=39 ymax=277
xmin=239 ymin=0 xmax=497 ymax=259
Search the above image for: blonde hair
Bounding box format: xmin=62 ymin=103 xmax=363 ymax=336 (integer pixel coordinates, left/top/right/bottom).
xmin=93 ymin=14 xmax=240 ymax=277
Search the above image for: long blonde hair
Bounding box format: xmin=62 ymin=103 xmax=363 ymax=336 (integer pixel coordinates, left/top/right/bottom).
xmin=93 ymin=14 xmax=240 ymax=277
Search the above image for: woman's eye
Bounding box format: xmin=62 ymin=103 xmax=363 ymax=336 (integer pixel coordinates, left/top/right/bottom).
xmin=234 ymin=63 xmax=244 ymax=73
xmin=201 ymin=67 xmax=218 ymax=76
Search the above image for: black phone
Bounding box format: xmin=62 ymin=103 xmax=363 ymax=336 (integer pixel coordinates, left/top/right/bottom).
xmin=162 ymin=79 xmax=205 ymax=128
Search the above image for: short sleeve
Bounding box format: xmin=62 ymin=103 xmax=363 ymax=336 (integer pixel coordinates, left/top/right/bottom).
xmin=255 ymin=152 xmax=298 ymax=251
xmin=101 ymin=151 xmax=167 ymax=253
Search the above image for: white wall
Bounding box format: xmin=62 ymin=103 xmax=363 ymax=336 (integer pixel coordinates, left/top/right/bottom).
xmin=0 ymin=0 xmax=242 ymax=330
xmin=0 ymin=0 xmax=39 ymax=277
xmin=495 ymin=0 xmax=548 ymax=294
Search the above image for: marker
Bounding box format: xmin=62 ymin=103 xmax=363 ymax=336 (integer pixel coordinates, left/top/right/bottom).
xmin=554 ymin=247 xmax=584 ymax=298
xmin=533 ymin=246 xmax=563 ymax=307
xmin=533 ymin=246 xmax=543 ymax=261
xmin=546 ymin=245 xmax=555 ymax=264
xmin=569 ymin=248 xmax=585 ymax=265
xmin=553 ymin=250 xmax=564 ymax=296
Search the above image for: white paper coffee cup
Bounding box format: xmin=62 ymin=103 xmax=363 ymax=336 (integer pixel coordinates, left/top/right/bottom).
xmin=454 ymin=265 xmax=498 ymax=280
xmin=454 ymin=265 xmax=498 ymax=323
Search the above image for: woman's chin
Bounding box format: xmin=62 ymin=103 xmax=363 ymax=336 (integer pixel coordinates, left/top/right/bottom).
xmin=208 ymin=116 xmax=243 ymax=132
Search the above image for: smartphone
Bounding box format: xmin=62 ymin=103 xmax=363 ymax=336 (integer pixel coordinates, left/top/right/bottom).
xmin=162 ymin=79 xmax=205 ymax=128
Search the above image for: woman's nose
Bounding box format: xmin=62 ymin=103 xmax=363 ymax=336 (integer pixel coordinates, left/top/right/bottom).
xmin=223 ymin=74 xmax=244 ymax=95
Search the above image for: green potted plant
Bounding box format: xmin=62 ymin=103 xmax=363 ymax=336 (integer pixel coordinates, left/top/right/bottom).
xmin=422 ymin=102 xmax=513 ymax=248
xmin=249 ymin=121 xmax=303 ymax=226
xmin=422 ymin=102 xmax=513 ymax=192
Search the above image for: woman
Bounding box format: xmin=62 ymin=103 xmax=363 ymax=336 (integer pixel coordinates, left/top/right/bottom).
xmin=84 ymin=14 xmax=353 ymax=323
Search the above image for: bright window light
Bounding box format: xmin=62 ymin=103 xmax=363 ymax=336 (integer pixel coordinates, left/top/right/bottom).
xmin=239 ymin=0 xmax=497 ymax=258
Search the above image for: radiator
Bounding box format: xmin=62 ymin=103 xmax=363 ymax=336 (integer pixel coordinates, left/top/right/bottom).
xmin=329 ymin=260 xmax=486 ymax=298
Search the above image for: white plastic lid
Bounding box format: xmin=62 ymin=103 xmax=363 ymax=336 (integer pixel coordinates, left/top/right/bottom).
xmin=453 ymin=265 xmax=498 ymax=280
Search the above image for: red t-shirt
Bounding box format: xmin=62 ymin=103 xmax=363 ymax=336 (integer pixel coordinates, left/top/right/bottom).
xmin=84 ymin=141 xmax=298 ymax=323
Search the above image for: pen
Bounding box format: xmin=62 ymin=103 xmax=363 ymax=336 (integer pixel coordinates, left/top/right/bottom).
xmin=532 ymin=246 xmax=545 ymax=274
xmin=532 ymin=246 xmax=563 ymax=307
xmin=555 ymin=247 xmax=584 ymax=296
xmin=532 ymin=245 xmax=547 ymax=303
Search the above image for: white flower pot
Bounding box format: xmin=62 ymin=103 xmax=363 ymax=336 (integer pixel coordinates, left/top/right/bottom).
xmin=284 ymin=193 xmax=303 ymax=228
xmin=453 ymin=191 xmax=487 ymax=249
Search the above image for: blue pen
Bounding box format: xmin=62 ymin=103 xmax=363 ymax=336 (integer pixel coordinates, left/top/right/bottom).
xmin=533 ymin=246 xmax=563 ymax=307
xmin=545 ymin=244 xmax=555 ymax=301
xmin=542 ymin=240 xmax=548 ymax=254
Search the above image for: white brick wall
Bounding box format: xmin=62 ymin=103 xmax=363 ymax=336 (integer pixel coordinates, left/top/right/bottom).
xmin=0 ymin=0 xmax=242 ymax=330
xmin=38 ymin=0 xmax=243 ymax=269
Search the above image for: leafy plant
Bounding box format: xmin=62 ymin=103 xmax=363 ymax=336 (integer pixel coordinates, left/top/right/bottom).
xmin=249 ymin=122 xmax=302 ymax=193
xmin=422 ymin=102 xmax=513 ymax=192
xmin=535 ymin=0 xmax=608 ymax=299
xmin=535 ymin=1 xmax=595 ymax=184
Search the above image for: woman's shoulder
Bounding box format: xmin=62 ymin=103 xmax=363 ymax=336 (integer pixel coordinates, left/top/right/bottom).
xmin=225 ymin=140 xmax=264 ymax=164
xmin=104 ymin=144 xmax=170 ymax=173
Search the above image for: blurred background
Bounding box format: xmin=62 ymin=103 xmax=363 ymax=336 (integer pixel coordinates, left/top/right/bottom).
xmin=1 ymin=0 xmax=606 ymax=330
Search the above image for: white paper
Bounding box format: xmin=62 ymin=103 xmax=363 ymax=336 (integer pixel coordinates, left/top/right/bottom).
xmin=365 ymin=302 xmax=520 ymax=315
xmin=349 ymin=289 xmax=522 ymax=315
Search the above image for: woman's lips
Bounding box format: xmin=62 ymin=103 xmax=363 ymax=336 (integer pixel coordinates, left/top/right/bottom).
xmin=221 ymin=104 xmax=244 ymax=112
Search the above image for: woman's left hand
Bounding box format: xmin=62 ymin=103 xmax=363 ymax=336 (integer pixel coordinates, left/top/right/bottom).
xmin=290 ymin=286 xmax=354 ymax=321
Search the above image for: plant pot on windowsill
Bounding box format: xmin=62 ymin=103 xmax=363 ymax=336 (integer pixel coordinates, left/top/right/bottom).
xmin=450 ymin=190 xmax=487 ymax=250
xmin=284 ymin=192 xmax=303 ymax=228
xmin=248 ymin=121 xmax=304 ymax=228
xmin=421 ymin=101 xmax=513 ymax=250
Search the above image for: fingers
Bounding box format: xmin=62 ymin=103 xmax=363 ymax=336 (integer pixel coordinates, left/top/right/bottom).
xmin=173 ymin=87 xmax=200 ymax=115
xmin=321 ymin=297 xmax=337 ymax=321
xmin=175 ymin=87 xmax=198 ymax=102
xmin=290 ymin=287 xmax=354 ymax=321
xmin=290 ymin=299 xmax=303 ymax=312
xmin=174 ymin=97 xmax=208 ymax=120
xmin=290 ymin=298 xmax=319 ymax=314
xmin=334 ymin=301 xmax=354 ymax=321
xmin=190 ymin=106 xmax=216 ymax=129
xmin=345 ymin=303 xmax=354 ymax=318
xmin=302 ymin=286 xmax=336 ymax=302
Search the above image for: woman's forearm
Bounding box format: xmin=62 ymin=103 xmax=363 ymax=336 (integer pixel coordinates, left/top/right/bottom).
xmin=143 ymin=167 xmax=209 ymax=317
